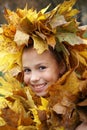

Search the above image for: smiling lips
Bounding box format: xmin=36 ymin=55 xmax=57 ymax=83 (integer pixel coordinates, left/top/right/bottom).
xmin=32 ymin=83 xmax=47 ymax=93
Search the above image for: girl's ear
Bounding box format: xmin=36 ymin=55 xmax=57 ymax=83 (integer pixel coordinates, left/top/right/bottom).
xmin=59 ymin=60 xmax=67 ymax=77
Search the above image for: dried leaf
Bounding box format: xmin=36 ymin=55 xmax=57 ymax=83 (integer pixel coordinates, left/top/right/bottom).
xmin=46 ymin=35 xmax=56 ymax=48
xmin=38 ymin=97 xmax=48 ymax=110
xmin=58 ymin=0 xmax=77 ymax=15
xmin=33 ymin=35 xmax=48 ymax=54
xmin=14 ymin=30 xmax=29 ymax=46
xmin=49 ymin=14 xmax=67 ymax=29
xmin=57 ymin=32 xmax=84 ymax=46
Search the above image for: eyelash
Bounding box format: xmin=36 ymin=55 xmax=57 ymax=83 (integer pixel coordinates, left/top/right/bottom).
xmin=23 ymin=66 xmax=47 ymax=73
xmin=39 ymin=66 xmax=46 ymax=70
xmin=24 ymin=68 xmax=31 ymax=73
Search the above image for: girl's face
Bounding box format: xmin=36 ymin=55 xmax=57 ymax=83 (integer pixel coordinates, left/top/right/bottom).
xmin=22 ymin=47 xmax=59 ymax=96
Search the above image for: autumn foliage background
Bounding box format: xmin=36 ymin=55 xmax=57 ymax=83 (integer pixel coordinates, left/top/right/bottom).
xmin=0 ymin=0 xmax=87 ymax=25
xmin=0 ymin=0 xmax=87 ymax=130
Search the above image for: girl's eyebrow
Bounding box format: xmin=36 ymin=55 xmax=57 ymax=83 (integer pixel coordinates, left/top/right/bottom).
xmin=23 ymin=66 xmax=30 ymax=69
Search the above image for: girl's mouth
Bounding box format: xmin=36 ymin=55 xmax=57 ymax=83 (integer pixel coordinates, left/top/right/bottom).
xmin=32 ymin=83 xmax=47 ymax=93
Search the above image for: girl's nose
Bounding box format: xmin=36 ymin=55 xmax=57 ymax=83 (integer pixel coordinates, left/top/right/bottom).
xmin=30 ymin=72 xmax=40 ymax=83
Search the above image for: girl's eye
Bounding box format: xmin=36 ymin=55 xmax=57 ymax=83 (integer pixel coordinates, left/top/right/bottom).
xmin=39 ymin=66 xmax=46 ymax=70
xmin=24 ymin=68 xmax=31 ymax=73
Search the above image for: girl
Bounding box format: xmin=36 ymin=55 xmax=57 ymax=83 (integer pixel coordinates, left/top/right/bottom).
xmin=22 ymin=43 xmax=66 ymax=96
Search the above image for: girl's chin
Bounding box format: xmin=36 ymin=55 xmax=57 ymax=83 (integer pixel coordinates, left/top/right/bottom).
xmin=35 ymin=91 xmax=48 ymax=97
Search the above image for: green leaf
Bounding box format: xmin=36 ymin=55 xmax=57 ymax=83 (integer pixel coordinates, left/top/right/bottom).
xmin=57 ymin=32 xmax=83 ymax=45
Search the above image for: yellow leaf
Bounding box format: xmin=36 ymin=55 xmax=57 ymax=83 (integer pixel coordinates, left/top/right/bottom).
xmin=65 ymin=9 xmax=79 ymax=19
xmin=0 ymin=35 xmax=4 ymax=42
xmin=0 ymin=28 xmax=3 ymax=34
xmin=79 ymin=50 xmax=87 ymax=59
xmin=26 ymin=9 xmax=37 ymax=22
xmin=33 ymin=35 xmax=48 ymax=54
xmin=0 ymin=97 xmax=8 ymax=109
xmin=14 ymin=30 xmax=29 ymax=46
xmin=4 ymin=8 xmax=20 ymax=25
xmin=0 ymin=51 xmax=21 ymax=74
xmin=18 ymin=125 xmax=37 ymax=130
xmin=39 ymin=4 xmax=50 ymax=14
xmin=39 ymin=97 xmax=48 ymax=110
xmin=3 ymin=24 xmax=16 ymax=38
xmin=58 ymin=0 xmax=77 ymax=14
xmin=0 ymin=117 xmax=6 ymax=126
xmin=77 ymin=52 xmax=87 ymax=66
xmin=46 ymin=35 xmax=56 ymax=48
xmin=49 ymin=14 xmax=67 ymax=29
xmin=31 ymin=108 xmax=41 ymax=125
xmin=0 ymin=74 xmax=21 ymax=97
xmin=24 ymin=87 xmax=36 ymax=108
xmin=63 ymin=71 xmax=80 ymax=94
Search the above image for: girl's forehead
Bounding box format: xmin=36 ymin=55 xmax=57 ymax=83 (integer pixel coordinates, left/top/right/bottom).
xmin=23 ymin=47 xmax=52 ymax=58
xmin=22 ymin=47 xmax=57 ymax=63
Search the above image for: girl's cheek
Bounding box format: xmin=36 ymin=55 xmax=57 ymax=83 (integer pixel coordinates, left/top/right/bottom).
xmin=24 ymin=75 xmax=29 ymax=85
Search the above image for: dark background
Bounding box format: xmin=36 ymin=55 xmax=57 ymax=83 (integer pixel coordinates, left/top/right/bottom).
xmin=0 ymin=0 xmax=87 ymax=25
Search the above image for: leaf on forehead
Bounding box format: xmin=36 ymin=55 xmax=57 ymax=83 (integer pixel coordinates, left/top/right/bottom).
xmin=14 ymin=30 xmax=29 ymax=46
xmin=35 ymin=31 xmax=46 ymax=40
xmin=33 ymin=35 xmax=48 ymax=54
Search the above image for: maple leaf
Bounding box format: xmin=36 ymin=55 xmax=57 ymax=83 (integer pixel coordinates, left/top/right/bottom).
xmin=0 ymin=51 xmax=22 ymax=75
xmin=14 ymin=30 xmax=29 ymax=46
xmin=3 ymin=24 xmax=16 ymax=38
xmin=33 ymin=35 xmax=48 ymax=54
xmin=0 ymin=73 xmax=40 ymax=129
xmin=4 ymin=8 xmax=20 ymax=25
xmin=57 ymin=32 xmax=84 ymax=46
xmin=58 ymin=0 xmax=78 ymax=16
